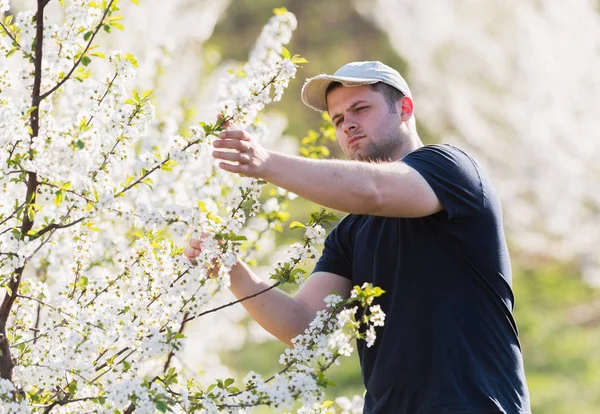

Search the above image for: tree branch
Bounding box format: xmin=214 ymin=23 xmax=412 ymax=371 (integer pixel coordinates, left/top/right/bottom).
xmin=180 ymin=281 xmax=281 ymax=325
xmin=0 ymin=20 xmax=34 ymax=61
xmin=34 ymin=216 xmax=85 ymax=239
xmin=162 ymin=312 xmax=189 ymax=373
xmin=39 ymin=0 xmax=116 ymax=101
xmin=0 ymin=0 xmax=47 ymax=381
xmin=17 ymin=294 xmax=105 ymax=331
xmin=0 ymin=200 xmax=26 ymax=227
xmin=86 ymin=72 xmax=118 ymax=127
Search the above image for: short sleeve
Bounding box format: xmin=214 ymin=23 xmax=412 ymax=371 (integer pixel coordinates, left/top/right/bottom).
xmin=312 ymin=215 xmax=356 ymax=280
xmin=402 ymin=145 xmax=484 ymax=220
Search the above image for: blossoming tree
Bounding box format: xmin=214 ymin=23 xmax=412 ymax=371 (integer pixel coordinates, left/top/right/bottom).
xmin=0 ymin=1 xmax=384 ymax=412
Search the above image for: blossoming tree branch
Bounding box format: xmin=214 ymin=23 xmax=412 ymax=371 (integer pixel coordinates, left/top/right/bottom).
xmin=0 ymin=0 xmax=384 ymax=412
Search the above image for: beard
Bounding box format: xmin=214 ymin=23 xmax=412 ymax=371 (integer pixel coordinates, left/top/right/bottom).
xmin=352 ymin=113 xmax=409 ymax=163
xmin=354 ymin=135 xmax=404 ymax=163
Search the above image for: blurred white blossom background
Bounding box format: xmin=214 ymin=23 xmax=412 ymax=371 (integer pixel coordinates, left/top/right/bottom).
xmin=356 ymin=0 xmax=600 ymax=282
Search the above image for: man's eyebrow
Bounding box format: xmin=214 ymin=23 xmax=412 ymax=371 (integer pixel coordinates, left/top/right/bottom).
xmin=330 ymin=100 xmax=369 ymax=124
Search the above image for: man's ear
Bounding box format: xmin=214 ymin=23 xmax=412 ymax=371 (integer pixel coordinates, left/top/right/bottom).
xmin=398 ymin=96 xmax=414 ymax=122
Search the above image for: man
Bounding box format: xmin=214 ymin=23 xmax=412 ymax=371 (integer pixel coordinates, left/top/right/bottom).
xmin=185 ymin=61 xmax=531 ymax=413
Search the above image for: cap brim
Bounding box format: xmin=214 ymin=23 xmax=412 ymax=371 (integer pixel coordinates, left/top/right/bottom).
xmin=301 ymin=75 xmax=379 ymax=112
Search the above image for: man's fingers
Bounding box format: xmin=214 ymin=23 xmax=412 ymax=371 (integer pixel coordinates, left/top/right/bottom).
xmin=218 ymin=162 xmax=250 ymax=175
xmin=189 ymin=238 xmax=202 ymax=249
xmin=213 ymin=151 xmax=250 ymax=163
xmin=213 ymin=139 xmax=249 ymax=151
xmin=184 ymin=246 xmax=200 ymax=259
xmin=218 ymin=130 xmax=250 ymax=140
xmin=189 ymin=233 xmax=210 ymax=249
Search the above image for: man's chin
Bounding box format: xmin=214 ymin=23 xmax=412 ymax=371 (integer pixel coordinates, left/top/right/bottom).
xmin=349 ymin=149 xmax=368 ymax=162
xmin=352 ymin=151 xmax=375 ymax=163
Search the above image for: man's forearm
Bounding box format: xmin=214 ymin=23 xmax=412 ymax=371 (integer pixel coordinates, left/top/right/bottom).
xmin=261 ymin=151 xmax=383 ymax=215
xmin=228 ymin=260 xmax=314 ymax=347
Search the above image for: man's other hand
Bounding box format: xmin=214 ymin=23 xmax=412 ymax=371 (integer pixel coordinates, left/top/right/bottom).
xmin=184 ymin=233 xmax=221 ymax=276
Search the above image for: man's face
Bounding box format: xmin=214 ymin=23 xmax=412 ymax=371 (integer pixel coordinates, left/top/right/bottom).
xmin=327 ymin=84 xmax=406 ymax=162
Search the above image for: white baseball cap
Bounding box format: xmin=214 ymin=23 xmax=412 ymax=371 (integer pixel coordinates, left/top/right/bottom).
xmin=301 ymin=61 xmax=412 ymax=112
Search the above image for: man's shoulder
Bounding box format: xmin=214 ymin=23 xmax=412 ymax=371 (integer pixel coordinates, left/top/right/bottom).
xmin=405 ymin=143 xmax=477 ymax=163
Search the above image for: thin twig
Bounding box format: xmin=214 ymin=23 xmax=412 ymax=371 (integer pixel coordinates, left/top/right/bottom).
xmin=39 ymin=0 xmax=116 ymax=100
xmin=180 ymin=281 xmax=281 ymax=325
xmin=34 ymin=216 xmax=85 ymax=239
xmin=0 ymin=21 xmax=34 ymax=61
xmin=162 ymin=312 xmax=189 ymax=373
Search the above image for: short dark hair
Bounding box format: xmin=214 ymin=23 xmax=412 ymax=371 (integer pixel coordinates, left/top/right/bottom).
xmin=325 ymin=81 xmax=405 ymax=112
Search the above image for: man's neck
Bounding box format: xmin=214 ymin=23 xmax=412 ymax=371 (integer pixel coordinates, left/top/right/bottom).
xmin=394 ymin=133 xmax=424 ymax=161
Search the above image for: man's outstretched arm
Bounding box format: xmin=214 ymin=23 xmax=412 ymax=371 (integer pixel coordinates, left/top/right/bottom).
xmin=212 ymin=130 xmax=443 ymax=218
xmin=228 ymin=262 xmax=352 ymax=346
xmin=185 ymin=240 xmax=351 ymax=347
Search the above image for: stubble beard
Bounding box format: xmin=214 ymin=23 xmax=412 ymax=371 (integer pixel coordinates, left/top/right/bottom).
xmin=353 ymin=115 xmax=408 ymax=163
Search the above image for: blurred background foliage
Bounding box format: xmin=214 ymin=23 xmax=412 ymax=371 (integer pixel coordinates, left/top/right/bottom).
xmin=206 ymin=1 xmax=600 ymax=412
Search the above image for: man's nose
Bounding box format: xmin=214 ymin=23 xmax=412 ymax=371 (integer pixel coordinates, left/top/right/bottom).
xmin=343 ymin=117 xmax=358 ymax=134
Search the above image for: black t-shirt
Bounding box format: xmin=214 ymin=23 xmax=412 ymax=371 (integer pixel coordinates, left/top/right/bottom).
xmin=313 ymin=145 xmax=531 ymax=414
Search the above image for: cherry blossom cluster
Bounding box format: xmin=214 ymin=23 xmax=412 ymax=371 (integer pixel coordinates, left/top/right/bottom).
xmin=141 ymin=283 xmax=384 ymax=413
xmin=218 ymin=8 xmax=303 ymax=128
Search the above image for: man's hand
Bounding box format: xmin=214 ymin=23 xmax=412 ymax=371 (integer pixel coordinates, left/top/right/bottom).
xmin=184 ymin=233 xmax=220 ymax=276
xmin=183 ymin=236 xmax=204 ymax=262
xmin=212 ymin=129 xmax=271 ymax=177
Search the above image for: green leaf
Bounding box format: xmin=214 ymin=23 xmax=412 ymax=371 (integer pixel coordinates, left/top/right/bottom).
xmin=289 ymin=221 xmax=306 ymax=229
xmin=111 ymin=22 xmax=124 ymax=31
xmin=161 ymin=159 xmax=178 ymax=172
xmin=54 ymin=191 xmax=63 ymax=206
xmin=67 ymin=380 xmax=77 ymax=395
xmin=141 ymin=89 xmax=153 ymax=100
xmin=292 ymin=55 xmax=309 ymax=64
xmin=155 ymin=401 xmax=168 ymax=413
xmin=83 ymin=31 xmax=92 ymax=41
xmin=281 ymin=47 xmax=291 ymax=60
xmin=206 ymin=212 xmax=221 ymax=224
xmin=224 ymin=378 xmax=235 ymax=388
xmin=273 ymin=7 xmax=288 ymax=15
xmin=2 ymin=284 xmax=12 ymax=297
xmin=124 ymin=52 xmax=139 ymax=67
